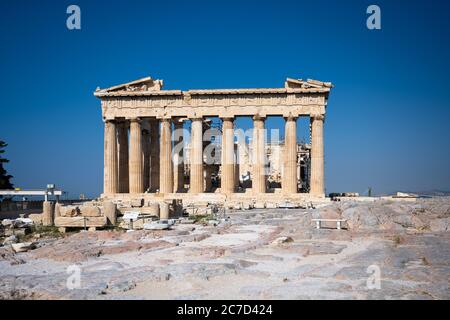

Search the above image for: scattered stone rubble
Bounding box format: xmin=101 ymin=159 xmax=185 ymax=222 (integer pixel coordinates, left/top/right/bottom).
xmin=0 ymin=196 xmax=449 ymax=299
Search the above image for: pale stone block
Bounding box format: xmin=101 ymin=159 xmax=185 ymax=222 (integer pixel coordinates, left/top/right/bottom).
xmin=148 ymin=203 xmax=160 ymax=216
xmin=42 ymin=201 xmax=54 ymax=227
xmin=254 ymin=202 xmax=266 ymax=209
xmin=60 ymin=206 xmax=80 ymax=217
xmin=54 ymin=216 xmax=107 ymax=228
xmin=266 ymin=202 xmax=277 ymax=209
xmin=28 ymin=213 xmax=43 ymax=225
xmin=160 ymin=202 xmax=169 ymax=220
xmin=103 ymin=201 xmax=117 ymax=226
xmin=80 ymin=206 xmax=101 ymax=217
xmin=131 ymin=198 xmax=143 ymax=208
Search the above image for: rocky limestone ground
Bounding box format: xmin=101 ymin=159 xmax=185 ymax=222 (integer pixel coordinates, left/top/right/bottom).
xmin=0 ymin=197 xmax=449 ymax=300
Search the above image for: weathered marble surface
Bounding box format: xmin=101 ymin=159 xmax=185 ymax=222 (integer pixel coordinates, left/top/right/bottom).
xmin=0 ymin=197 xmax=449 ymax=300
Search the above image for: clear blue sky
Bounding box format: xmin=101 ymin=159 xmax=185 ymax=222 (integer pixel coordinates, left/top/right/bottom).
xmin=1 ymin=0 xmax=449 ymax=198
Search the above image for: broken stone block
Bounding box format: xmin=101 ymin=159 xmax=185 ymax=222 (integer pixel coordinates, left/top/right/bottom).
xmin=103 ymin=201 xmax=117 ymax=225
xmin=28 ymin=213 xmax=43 ymax=225
xmin=1 ymin=219 xmax=13 ymax=227
xmin=11 ymin=242 xmax=36 ymax=253
xmin=208 ymin=220 xmax=220 ymax=226
xmin=2 ymin=235 xmax=18 ymax=246
xmin=131 ymin=199 xmax=143 ymax=208
xmin=54 ymin=202 xmax=61 ymax=217
xmin=242 ymin=202 xmax=252 ymax=210
xmin=160 ymin=202 xmax=169 ymax=219
xmin=143 ymin=223 xmax=170 ymax=230
xmin=60 ymin=206 xmax=81 ymax=217
xmin=271 ymin=236 xmax=294 ymax=245
xmin=148 ymin=203 xmax=160 ymax=216
xmin=81 ymin=206 xmax=101 ymax=217
xmin=42 ymin=201 xmax=54 ymax=226
xmin=58 ymin=227 xmax=67 ymax=233
xmin=5 ymin=227 xmax=31 ymax=237
xmin=254 ymin=202 xmax=266 ymax=209
xmin=266 ymin=202 xmax=277 ymax=209
xmin=54 ymin=216 xmax=107 ymax=228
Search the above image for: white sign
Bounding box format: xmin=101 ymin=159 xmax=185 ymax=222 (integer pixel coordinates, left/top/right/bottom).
xmin=123 ymin=211 xmax=140 ymax=221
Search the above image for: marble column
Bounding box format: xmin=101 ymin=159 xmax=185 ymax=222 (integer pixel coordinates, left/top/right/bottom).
xmin=159 ymin=118 xmax=173 ymax=194
xmin=104 ymin=119 xmax=118 ymax=195
xmin=117 ymin=121 xmax=129 ymax=193
xmin=234 ymin=144 xmax=240 ymax=190
xmin=310 ymin=114 xmax=325 ymax=196
xmin=190 ymin=118 xmax=204 ymax=193
xmin=283 ymin=115 xmax=298 ymax=194
xmin=221 ymin=118 xmax=235 ymax=194
xmin=173 ymin=119 xmax=184 ymax=192
xmin=142 ymin=121 xmax=151 ymax=192
xmin=252 ymin=116 xmax=266 ymax=194
xmin=129 ymin=118 xmax=144 ymax=194
xmin=203 ymin=121 xmax=212 ymax=192
xmin=149 ymin=119 xmax=160 ymax=192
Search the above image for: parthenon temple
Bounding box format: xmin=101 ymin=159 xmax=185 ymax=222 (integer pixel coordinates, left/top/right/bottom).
xmin=94 ymin=76 xmax=333 ymax=208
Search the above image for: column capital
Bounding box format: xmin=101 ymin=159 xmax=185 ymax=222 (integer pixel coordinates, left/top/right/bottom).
xmin=127 ymin=117 xmax=141 ymax=123
xmin=311 ymin=114 xmax=325 ymax=121
xmin=284 ymin=114 xmax=297 ymax=121
xmin=157 ymin=116 xmax=173 ymax=121
xmin=220 ymin=117 xmax=234 ymax=121
xmin=253 ymin=114 xmax=266 ymax=121
xmin=103 ymin=117 xmax=116 ymax=123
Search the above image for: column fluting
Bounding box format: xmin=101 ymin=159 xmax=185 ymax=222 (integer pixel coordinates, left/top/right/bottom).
xmin=190 ymin=118 xmax=204 ymax=193
xmin=310 ymin=114 xmax=325 ymax=196
xmin=129 ymin=118 xmax=144 ymax=194
xmin=159 ymin=118 xmax=173 ymax=194
xmin=104 ymin=119 xmax=118 ymax=195
xmin=282 ymin=115 xmax=298 ymax=194
xmin=221 ymin=118 xmax=235 ymax=194
xmin=252 ymin=116 xmax=266 ymax=194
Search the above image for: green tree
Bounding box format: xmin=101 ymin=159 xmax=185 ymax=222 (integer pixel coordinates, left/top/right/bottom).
xmin=0 ymin=140 xmax=14 ymax=189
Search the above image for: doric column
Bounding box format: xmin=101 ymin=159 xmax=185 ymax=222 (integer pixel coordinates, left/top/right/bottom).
xmin=283 ymin=115 xmax=298 ymax=194
xmin=104 ymin=119 xmax=118 ymax=194
xmin=221 ymin=118 xmax=235 ymax=194
xmin=149 ymin=119 xmax=160 ymax=192
xmin=142 ymin=120 xmax=151 ymax=192
xmin=129 ymin=118 xmax=144 ymax=194
xmin=117 ymin=121 xmax=129 ymax=193
xmin=190 ymin=118 xmax=204 ymax=193
xmin=203 ymin=121 xmax=213 ymax=192
xmin=252 ymin=116 xmax=266 ymax=194
xmin=234 ymin=143 xmax=240 ymax=190
xmin=159 ymin=118 xmax=173 ymax=194
xmin=310 ymin=114 xmax=325 ymax=196
xmin=173 ymin=119 xmax=184 ymax=192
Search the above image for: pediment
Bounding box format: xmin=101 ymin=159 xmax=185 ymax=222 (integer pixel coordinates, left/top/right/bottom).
xmin=95 ymin=76 xmax=163 ymax=94
xmin=285 ymin=78 xmax=333 ymax=89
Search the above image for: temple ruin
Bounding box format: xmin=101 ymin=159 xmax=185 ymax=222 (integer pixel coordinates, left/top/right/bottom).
xmin=94 ymin=76 xmax=333 ymax=209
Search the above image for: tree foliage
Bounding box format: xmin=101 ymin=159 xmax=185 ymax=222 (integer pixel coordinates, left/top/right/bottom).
xmin=0 ymin=140 xmax=14 ymax=189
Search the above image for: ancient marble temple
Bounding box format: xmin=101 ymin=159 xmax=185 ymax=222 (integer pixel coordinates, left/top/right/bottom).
xmin=94 ymin=76 xmax=332 ymax=205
